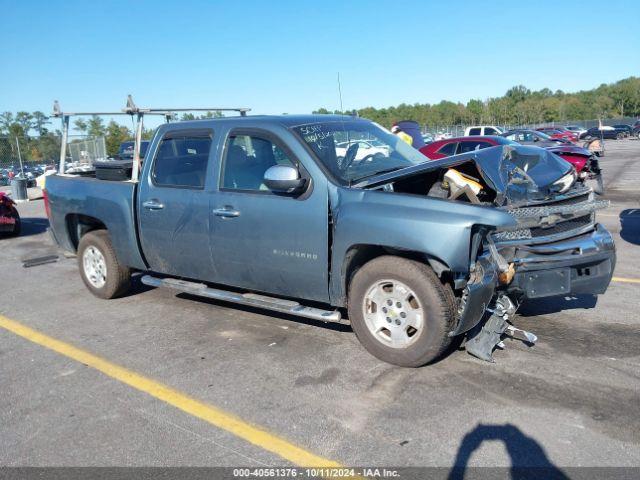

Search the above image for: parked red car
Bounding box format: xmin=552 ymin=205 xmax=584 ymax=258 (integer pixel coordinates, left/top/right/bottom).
xmin=536 ymin=127 xmax=578 ymax=143
xmin=0 ymin=192 xmax=21 ymax=236
xmin=419 ymin=136 xmax=603 ymax=193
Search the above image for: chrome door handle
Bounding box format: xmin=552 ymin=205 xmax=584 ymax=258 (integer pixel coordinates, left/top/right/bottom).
xmin=142 ymin=200 xmax=164 ymax=210
xmin=213 ymin=207 xmax=240 ymax=218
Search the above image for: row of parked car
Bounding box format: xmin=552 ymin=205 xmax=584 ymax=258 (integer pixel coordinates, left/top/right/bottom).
xmin=0 ymin=164 xmax=56 ymax=187
xmin=541 ymin=122 xmax=640 ymax=141
xmin=427 ymin=120 xmax=640 ymax=143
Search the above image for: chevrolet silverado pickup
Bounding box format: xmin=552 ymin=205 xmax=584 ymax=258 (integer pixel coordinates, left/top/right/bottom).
xmin=44 ymin=115 xmax=616 ymax=366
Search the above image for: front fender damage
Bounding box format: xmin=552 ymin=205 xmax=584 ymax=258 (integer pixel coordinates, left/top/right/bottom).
xmin=449 ymin=253 xmax=498 ymax=337
xmin=449 ymin=240 xmax=537 ymax=363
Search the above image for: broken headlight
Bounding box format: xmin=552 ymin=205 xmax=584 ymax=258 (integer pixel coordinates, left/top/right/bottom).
xmin=552 ymin=170 xmax=577 ymax=194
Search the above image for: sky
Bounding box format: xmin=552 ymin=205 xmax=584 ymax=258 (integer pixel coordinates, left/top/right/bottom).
xmin=1 ymin=0 xmax=639 ymax=130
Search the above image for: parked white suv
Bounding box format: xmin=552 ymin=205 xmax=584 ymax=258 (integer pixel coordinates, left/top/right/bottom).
xmin=464 ymin=125 xmax=504 ymax=136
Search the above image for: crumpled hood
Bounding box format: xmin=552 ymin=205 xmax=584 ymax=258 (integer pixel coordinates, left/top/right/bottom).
xmin=354 ymin=145 xmax=573 ymax=206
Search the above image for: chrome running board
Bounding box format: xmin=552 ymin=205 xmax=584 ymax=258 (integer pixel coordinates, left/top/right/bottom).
xmin=141 ymin=275 xmax=342 ymax=323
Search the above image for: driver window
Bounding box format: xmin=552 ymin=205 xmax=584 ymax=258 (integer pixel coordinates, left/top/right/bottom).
xmin=221 ymin=135 xmax=296 ymax=191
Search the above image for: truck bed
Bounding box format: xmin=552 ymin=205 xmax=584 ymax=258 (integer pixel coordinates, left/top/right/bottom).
xmin=45 ymin=174 xmax=147 ymax=270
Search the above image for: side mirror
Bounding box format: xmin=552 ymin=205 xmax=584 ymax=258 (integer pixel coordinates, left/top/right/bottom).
xmin=533 ymin=137 xmax=539 ymax=142
xmin=263 ymin=165 xmax=306 ymax=194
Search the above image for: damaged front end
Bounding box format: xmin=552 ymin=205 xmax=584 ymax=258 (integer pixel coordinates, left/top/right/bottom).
xmin=358 ymin=145 xmax=616 ymax=362
xmin=461 ymin=180 xmax=615 ymax=360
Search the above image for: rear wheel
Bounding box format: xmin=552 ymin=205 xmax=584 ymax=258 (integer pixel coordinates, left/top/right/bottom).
xmin=348 ymin=256 xmax=455 ymax=367
xmin=78 ymin=230 xmax=131 ymax=299
xmin=616 ymin=132 xmax=624 ymax=140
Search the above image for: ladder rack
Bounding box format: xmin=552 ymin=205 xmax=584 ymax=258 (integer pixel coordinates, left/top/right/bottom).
xmin=52 ymin=96 xmax=251 ymax=179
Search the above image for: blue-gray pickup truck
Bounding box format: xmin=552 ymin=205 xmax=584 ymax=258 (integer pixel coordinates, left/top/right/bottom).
xmin=44 ymin=115 xmax=615 ymax=366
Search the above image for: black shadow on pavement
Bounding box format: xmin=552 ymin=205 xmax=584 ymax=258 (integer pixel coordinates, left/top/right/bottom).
xmin=177 ymin=292 xmax=353 ymax=333
xmin=18 ymin=217 xmax=49 ymax=236
xmin=448 ymin=423 xmax=569 ymax=480
xmin=517 ymin=294 xmax=597 ymax=316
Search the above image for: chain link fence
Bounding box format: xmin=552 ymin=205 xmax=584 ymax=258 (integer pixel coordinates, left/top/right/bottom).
xmin=0 ymin=136 xmax=59 ymax=186
xmin=0 ymin=135 xmax=108 ymax=185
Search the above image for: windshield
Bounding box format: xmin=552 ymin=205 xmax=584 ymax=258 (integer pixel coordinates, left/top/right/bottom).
xmin=292 ymin=120 xmax=427 ymax=183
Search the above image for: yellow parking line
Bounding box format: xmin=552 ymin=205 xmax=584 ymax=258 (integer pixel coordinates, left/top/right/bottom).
xmin=612 ymin=277 xmax=640 ymax=284
xmin=0 ymin=315 xmax=341 ymax=467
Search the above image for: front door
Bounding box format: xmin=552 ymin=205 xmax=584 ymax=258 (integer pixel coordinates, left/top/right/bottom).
xmin=210 ymin=129 xmax=329 ymax=302
xmin=138 ymin=128 xmax=214 ymax=280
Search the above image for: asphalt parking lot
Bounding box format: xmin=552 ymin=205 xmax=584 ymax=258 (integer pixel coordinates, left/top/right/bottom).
xmin=1 ymin=141 xmax=639 ymax=471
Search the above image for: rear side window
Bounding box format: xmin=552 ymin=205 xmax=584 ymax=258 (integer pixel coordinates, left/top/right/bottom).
xmin=484 ymin=128 xmax=498 ymax=135
xmin=437 ymin=142 xmax=458 ymax=156
xmin=458 ymin=141 xmax=491 ymax=153
xmin=468 ymin=128 xmax=481 ymax=135
xmin=152 ymin=132 xmax=212 ymax=188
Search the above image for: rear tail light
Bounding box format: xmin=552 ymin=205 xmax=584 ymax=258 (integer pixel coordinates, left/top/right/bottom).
xmin=43 ymin=188 xmax=51 ymax=219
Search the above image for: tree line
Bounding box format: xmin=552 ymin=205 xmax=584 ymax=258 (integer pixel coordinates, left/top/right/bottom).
xmin=1 ymin=77 xmax=638 ymax=163
xmin=314 ymin=77 xmax=640 ymax=128
xmin=0 ymin=110 xmax=224 ymax=163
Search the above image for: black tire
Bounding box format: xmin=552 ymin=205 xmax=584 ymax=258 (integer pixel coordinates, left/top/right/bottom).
xmin=77 ymin=230 xmax=131 ymax=299
xmin=616 ymin=133 xmax=624 ymax=140
xmin=348 ymin=256 xmax=456 ymax=367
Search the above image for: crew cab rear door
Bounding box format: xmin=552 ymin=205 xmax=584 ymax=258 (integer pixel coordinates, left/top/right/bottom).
xmin=137 ymin=128 xmax=215 ymax=280
xmin=210 ymin=126 xmax=330 ymax=303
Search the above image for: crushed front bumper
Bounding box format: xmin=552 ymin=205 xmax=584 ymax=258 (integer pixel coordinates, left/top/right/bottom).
xmin=449 ymin=223 xmax=615 ymax=338
xmin=508 ymin=224 xmax=615 ymax=299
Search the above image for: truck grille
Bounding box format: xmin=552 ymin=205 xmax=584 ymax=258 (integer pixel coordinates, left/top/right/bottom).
xmin=494 ymin=209 xmax=600 ymax=244
xmin=530 ymin=214 xmax=593 ymax=238
xmin=494 ymin=185 xmax=607 ymax=244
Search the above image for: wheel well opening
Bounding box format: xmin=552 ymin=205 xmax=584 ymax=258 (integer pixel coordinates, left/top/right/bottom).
xmin=342 ymin=244 xmax=453 ymax=303
xmin=66 ymin=214 xmax=107 ymax=251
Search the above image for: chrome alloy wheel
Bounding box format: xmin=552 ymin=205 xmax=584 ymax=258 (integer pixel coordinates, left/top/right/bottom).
xmin=82 ymin=246 xmax=107 ymax=289
xmin=362 ymin=279 xmax=424 ymax=348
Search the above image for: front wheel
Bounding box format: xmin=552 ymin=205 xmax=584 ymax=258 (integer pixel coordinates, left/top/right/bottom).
xmin=78 ymin=230 xmax=131 ymax=299
xmin=348 ymin=256 xmax=456 ymax=367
